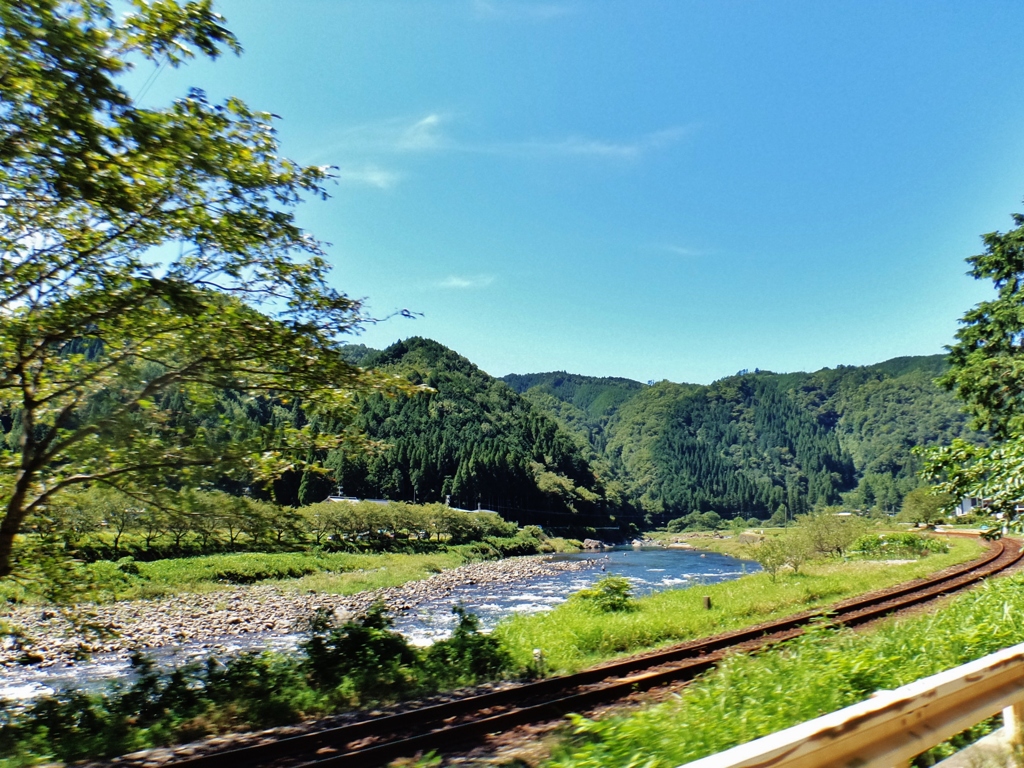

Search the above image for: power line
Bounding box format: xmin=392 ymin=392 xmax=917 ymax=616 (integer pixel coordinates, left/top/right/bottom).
xmin=135 ymin=57 xmax=168 ymax=106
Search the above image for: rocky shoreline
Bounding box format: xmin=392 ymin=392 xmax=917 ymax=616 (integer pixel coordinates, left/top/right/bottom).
xmin=0 ymin=555 xmax=595 ymax=671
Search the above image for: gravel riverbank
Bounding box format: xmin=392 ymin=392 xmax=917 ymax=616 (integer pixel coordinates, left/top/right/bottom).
xmin=0 ymin=555 xmax=596 ymax=670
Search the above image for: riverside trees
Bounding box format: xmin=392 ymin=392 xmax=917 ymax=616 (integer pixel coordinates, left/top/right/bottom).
xmin=924 ymin=207 xmax=1024 ymax=523
xmin=0 ymin=1 xmax=405 ymax=577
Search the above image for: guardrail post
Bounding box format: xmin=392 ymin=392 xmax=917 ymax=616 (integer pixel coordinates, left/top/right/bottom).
xmin=1004 ymin=700 xmax=1024 ymax=747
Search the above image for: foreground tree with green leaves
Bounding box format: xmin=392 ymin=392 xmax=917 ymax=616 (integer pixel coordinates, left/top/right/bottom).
xmin=924 ymin=206 xmax=1024 ymax=523
xmin=0 ymin=0 xmax=406 ymax=577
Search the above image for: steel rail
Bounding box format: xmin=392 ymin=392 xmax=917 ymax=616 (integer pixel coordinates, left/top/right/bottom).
xmin=171 ymin=536 xmax=1021 ymax=768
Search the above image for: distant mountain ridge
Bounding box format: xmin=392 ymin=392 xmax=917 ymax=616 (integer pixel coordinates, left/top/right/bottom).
xmin=501 ymin=371 xmax=646 ymax=420
xmin=500 ymin=353 xmax=974 ymax=523
xmin=325 ymin=338 xmax=626 ymax=535
xmin=334 ymin=342 xmax=974 ymax=527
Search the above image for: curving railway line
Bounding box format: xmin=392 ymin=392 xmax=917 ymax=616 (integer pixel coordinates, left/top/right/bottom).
xmin=171 ymin=535 xmax=1022 ymax=768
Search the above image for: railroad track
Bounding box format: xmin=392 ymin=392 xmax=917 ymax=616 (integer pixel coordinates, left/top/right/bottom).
xmin=174 ymin=536 xmax=1022 ymax=768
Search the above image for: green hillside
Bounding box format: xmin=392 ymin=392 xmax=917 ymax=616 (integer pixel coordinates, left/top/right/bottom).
xmin=49 ymin=338 xmax=971 ymax=534
xmin=501 ymin=371 xmax=645 ymax=422
xmin=501 ymin=371 xmax=648 ymax=481
xmin=314 ymin=338 xmax=631 ymax=534
xmin=791 ymin=355 xmax=981 ymax=511
xmin=511 ymin=354 xmax=977 ymax=523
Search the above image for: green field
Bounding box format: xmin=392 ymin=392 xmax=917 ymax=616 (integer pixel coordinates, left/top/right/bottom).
xmin=544 ymin=552 xmax=1024 ymax=768
xmin=0 ymin=549 xmax=477 ymax=604
xmin=494 ymin=535 xmax=983 ymax=673
xmin=139 ymin=550 xmax=475 ymax=595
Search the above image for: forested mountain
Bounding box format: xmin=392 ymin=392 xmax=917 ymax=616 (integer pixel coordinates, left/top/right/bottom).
xmin=306 ymin=338 xmax=630 ymax=534
xmin=502 ymin=372 xmax=644 ymax=424
xmin=789 ymin=355 xmax=980 ymax=511
xmin=281 ymin=350 xmax=979 ymax=525
xmin=501 ymin=372 xmax=649 ymax=490
xmin=508 ymin=354 xmax=977 ymax=524
xmin=646 ymin=374 xmax=855 ymax=520
xmin=30 ymin=335 xmax=971 ymax=534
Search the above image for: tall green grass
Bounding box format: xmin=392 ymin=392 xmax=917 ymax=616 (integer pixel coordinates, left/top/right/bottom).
xmin=137 ymin=550 xmax=475 ymax=598
xmin=545 ymin=558 xmax=1024 ymax=768
xmin=0 ymin=550 xmax=480 ymax=605
xmin=494 ymin=537 xmax=982 ymax=673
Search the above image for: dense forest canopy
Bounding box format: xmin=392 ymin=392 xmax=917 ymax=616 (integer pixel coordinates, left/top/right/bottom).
xmin=294 ymin=338 xmax=629 ymax=536
xmin=255 ymin=341 xmax=978 ymax=528
xmin=503 ymin=353 xmax=977 ymax=524
xmin=0 ymin=320 xmax=976 ymax=542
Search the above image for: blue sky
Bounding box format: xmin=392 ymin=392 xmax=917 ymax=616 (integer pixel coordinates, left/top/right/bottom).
xmin=135 ymin=1 xmax=1024 ymax=384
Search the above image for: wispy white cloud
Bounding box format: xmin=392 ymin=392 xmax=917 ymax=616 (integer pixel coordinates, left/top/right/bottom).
xmin=396 ymin=114 xmax=447 ymax=151
xmin=321 ymin=114 xmax=693 ymax=161
xmin=652 ymin=243 xmax=707 ymax=257
xmin=437 ymin=274 xmax=496 ymax=289
xmin=334 ymin=164 xmax=402 ymax=189
xmin=513 ymin=126 xmax=693 ymax=159
xmin=472 ymin=0 xmax=575 ymax=21
xmin=313 ymin=113 xmax=452 ymax=157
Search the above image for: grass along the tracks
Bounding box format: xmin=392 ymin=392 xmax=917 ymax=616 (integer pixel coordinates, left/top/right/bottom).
xmin=493 ymin=535 xmax=983 ymax=674
xmin=544 ymin=553 xmax=1024 ymax=768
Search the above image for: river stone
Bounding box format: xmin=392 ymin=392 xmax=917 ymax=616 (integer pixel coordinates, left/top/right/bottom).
xmin=0 ymin=555 xmax=595 ymax=669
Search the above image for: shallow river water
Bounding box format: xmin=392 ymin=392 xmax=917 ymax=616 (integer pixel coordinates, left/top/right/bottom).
xmin=0 ymin=547 xmax=756 ymax=701
xmin=398 ymin=547 xmax=755 ymax=643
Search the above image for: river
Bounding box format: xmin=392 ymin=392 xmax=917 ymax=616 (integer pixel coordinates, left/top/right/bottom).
xmin=0 ymin=546 xmax=756 ymax=702
xmin=397 ymin=546 xmax=755 ymax=643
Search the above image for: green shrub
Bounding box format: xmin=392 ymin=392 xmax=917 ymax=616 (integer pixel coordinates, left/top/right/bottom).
xmin=795 ymin=509 xmax=866 ymax=557
xmin=202 ymin=650 xmax=317 ymax=727
xmin=301 ymin=603 xmax=421 ymax=701
xmin=115 ymin=557 xmax=140 ymax=576
xmin=423 ymin=607 xmax=514 ymax=687
xmin=851 ymin=532 xmax=948 ymax=558
xmin=209 ymin=562 xmax=320 ymax=584
xmin=572 ymin=576 xmax=637 ymax=612
xmin=949 ymin=513 xmax=983 ymax=526
xmin=747 ymin=537 xmax=790 ymax=582
xmin=473 ymin=512 xmax=519 ymax=538
xmin=484 ymin=526 xmax=550 ymax=557
xmin=666 ymin=511 xmax=724 ymax=533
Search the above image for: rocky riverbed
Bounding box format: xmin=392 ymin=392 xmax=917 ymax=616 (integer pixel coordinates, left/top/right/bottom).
xmin=0 ymin=556 xmax=596 ymax=671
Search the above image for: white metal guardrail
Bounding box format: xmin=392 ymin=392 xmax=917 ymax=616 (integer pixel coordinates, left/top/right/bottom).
xmin=679 ymin=641 xmax=1024 ymax=768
